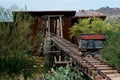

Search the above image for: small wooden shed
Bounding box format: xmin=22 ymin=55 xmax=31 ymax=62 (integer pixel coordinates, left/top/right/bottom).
xmin=29 ymin=11 xmax=76 ymax=41
xmin=12 ymin=10 xmax=106 ymax=55
xmin=72 ymin=10 xmax=106 ymax=24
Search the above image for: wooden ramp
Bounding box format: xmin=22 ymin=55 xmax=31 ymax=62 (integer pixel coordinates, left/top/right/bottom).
xmin=50 ymin=36 xmax=120 ymax=80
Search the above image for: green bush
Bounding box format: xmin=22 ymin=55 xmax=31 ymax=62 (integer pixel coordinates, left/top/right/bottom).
xmin=0 ymin=56 xmax=39 ymax=79
xmin=70 ymin=17 xmax=112 ymax=38
xmin=0 ymin=8 xmax=43 ymax=79
xmin=44 ymin=65 xmax=86 ymax=80
xmin=101 ymin=30 xmax=120 ymax=67
xmin=0 ymin=73 xmax=20 ymax=80
xmin=44 ymin=37 xmax=51 ymax=71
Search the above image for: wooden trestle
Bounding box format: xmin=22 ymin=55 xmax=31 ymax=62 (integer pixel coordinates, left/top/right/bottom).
xmin=50 ymin=35 xmax=120 ymax=80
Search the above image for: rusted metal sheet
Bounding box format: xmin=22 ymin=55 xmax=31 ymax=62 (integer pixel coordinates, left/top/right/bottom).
xmin=30 ymin=17 xmax=45 ymax=55
xmin=63 ymin=17 xmax=72 ymax=41
xmin=28 ymin=11 xmax=76 ymax=17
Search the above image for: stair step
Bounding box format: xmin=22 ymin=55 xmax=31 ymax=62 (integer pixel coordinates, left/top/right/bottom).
xmin=89 ymin=61 xmax=102 ymax=63
xmin=101 ymin=70 xmax=118 ymax=73
xmin=111 ymin=77 xmax=120 ymax=80
xmin=94 ymin=65 xmax=108 ymax=67
xmin=91 ymin=63 xmax=104 ymax=65
xmin=53 ymin=61 xmax=71 ymax=64
xmin=107 ymin=73 xmax=120 ymax=78
xmin=97 ymin=67 xmax=112 ymax=70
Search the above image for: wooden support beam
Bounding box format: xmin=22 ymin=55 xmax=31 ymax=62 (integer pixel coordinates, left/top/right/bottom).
xmin=57 ymin=19 xmax=60 ymax=36
xmin=51 ymin=45 xmax=54 ymax=47
xmin=48 ymin=51 xmax=61 ymax=54
xmin=59 ymin=16 xmax=63 ymax=38
xmin=53 ymin=56 xmax=72 ymax=66
xmin=44 ymin=15 xmax=64 ymax=17
xmin=53 ymin=61 xmax=72 ymax=64
xmin=48 ymin=17 xmax=50 ymax=36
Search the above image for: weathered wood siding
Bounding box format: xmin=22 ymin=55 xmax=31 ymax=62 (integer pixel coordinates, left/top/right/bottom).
xmin=63 ymin=17 xmax=72 ymax=41
xmin=30 ymin=17 xmax=45 ymax=55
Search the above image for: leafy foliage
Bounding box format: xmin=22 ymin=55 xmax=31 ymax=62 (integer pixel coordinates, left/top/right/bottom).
xmin=100 ymin=16 xmax=120 ymax=68
xmin=98 ymin=16 xmax=120 ymax=68
xmin=44 ymin=37 xmax=51 ymax=71
xmin=70 ymin=17 xmax=112 ymax=37
xmin=44 ymin=65 xmax=85 ymax=80
xmin=0 ymin=6 xmax=13 ymax=22
xmin=101 ymin=30 xmax=120 ymax=67
xmin=0 ymin=57 xmax=39 ymax=79
xmin=0 ymin=73 xmax=21 ymax=80
xmin=0 ymin=13 xmax=33 ymax=58
xmin=0 ymin=5 xmax=26 ymax=22
xmin=105 ymin=15 xmax=120 ymax=31
xmin=70 ymin=16 xmax=120 ymax=68
xmin=0 ymin=9 xmax=42 ymax=79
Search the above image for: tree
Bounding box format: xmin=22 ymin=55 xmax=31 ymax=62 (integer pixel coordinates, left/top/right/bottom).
xmin=0 ymin=6 xmax=45 ymax=79
xmin=70 ymin=17 xmax=112 ymax=37
xmin=102 ymin=17 xmax=120 ymax=67
xmin=105 ymin=15 xmax=120 ymax=31
xmin=0 ymin=5 xmax=26 ymax=22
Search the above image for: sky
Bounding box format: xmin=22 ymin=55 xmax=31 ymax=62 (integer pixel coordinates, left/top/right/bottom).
xmin=0 ymin=0 xmax=120 ymax=11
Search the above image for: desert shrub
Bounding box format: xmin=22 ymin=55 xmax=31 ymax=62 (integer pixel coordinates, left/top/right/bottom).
xmin=0 ymin=9 xmax=43 ymax=79
xmin=70 ymin=17 xmax=112 ymax=38
xmin=0 ymin=73 xmax=20 ymax=80
xmin=101 ymin=17 xmax=120 ymax=67
xmin=44 ymin=65 xmax=89 ymax=80
xmin=44 ymin=37 xmax=51 ymax=71
xmin=105 ymin=16 xmax=120 ymax=31
xmin=0 ymin=57 xmax=39 ymax=80
xmin=101 ymin=30 xmax=120 ymax=67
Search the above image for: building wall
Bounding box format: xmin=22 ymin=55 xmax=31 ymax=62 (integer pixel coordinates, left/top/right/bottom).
xmin=30 ymin=17 xmax=45 ymax=55
xmin=63 ymin=17 xmax=72 ymax=41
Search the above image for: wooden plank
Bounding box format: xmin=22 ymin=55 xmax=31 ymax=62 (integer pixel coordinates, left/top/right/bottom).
xmin=59 ymin=16 xmax=63 ymax=38
xmin=101 ymin=70 xmax=118 ymax=73
xmin=94 ymin=65 xmax=108 ymax=67
xmin=44 ymin=15 xmax=64 ymax=17
xmin=88 ymin=61 xmax=102 ymax=63
xmin=91 ymin=63 xmax=104 ymax=65
xmin=107 ymin=73 xmax=120 ymax=78
xmin=53 ymin=61 xmax=71 ymax=64
xmin=97 ymin=67 xmax=112 ymax=70
xmin=48 ymin=17 xmax=50 ymax=36
xmin=111 ymin=77 xmax=120 ymax=80
xmin=50 ymin=36 xmax=120 ymax=80
xmin=82 ymin=63 xmax=91 ymax=68
xmin=100 ymin=79 xmax=107 ymax=80
xmin=48 ymin=51 xmax=60 ymax=53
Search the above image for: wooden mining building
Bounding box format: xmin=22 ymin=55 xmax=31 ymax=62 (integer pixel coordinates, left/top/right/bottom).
xmin=13 ymin=10 xmax=106 ymax=54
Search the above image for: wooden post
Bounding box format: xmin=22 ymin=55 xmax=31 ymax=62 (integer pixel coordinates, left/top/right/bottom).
xmin=46 ymin=20 xmax=48 ymax=35
xmin=54 ymin=20 xmax=56 ymax=34
xmin=60 ymin=16 xmax=63 ymax=38
xmin=48 ymin=17 xmax=50 ymax=36
xmin=57 ymin=19 xmax=60 ymax=36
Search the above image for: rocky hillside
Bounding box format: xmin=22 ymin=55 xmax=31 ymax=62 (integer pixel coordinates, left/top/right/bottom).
xmin=91 ymin=7 xmax=120 ymax=23
xmin=90 ymin=6 xmax=120 ymax=16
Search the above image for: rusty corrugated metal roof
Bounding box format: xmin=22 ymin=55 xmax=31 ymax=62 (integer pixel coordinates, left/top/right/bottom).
xmin=13 ymin=10 xmax=76 ymax=17
xmin=74 ymin=10 xmax=106 ymax=18
xmin=12 ymin=10 xmax=106 ymax=18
